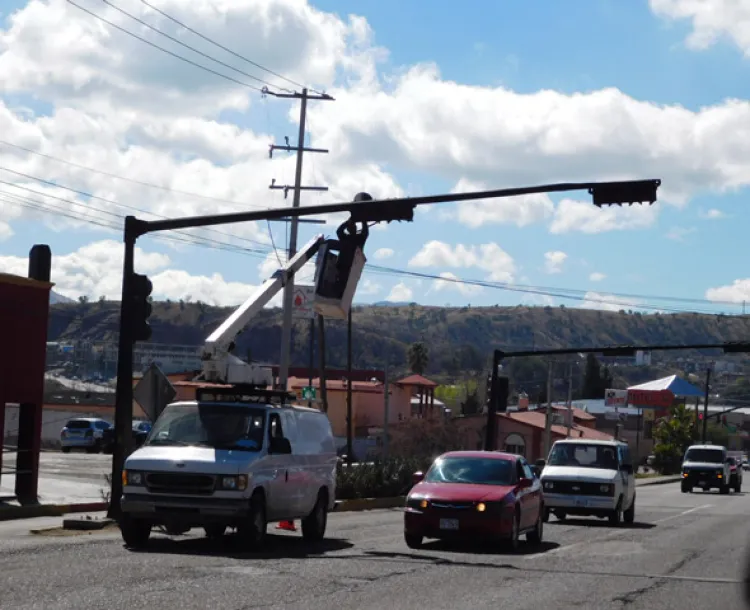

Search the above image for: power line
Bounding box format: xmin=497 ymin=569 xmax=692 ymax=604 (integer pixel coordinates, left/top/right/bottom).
xmin=0 ymin=165 xmax=273 ymax=250
xmin=66 ymin=0 xmax=273 ymax=94
xmin=0 ymin=139 xmax=274 ymax=210
xmin=137 ymin=0 xmax=320 ymax=94
xmin=98 ymin=0 xmax=290 ymax=93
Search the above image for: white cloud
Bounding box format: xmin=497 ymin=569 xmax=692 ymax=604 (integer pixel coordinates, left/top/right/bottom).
xmin=448 ymin=178 xmax=554 ymax=228
xmin=580 ymin=291 xmax=641 ymax=312
xmin=358 ymin=278 xmax=381 ymax=295
xmin=408 ymin=240 xmax=516 ymax=282
xmin=650 ymin=0 xmax=750 ymax=56
xmin=550 ymin=199 xmax=659 ymax=234
xmin=386 ymin=281 xmax=412 ymax=302
xmin=432 ymin=271 xmax=483 ymax=296
xmin=665 ymin=226 xmax=697 ymax=241
xmin=700 ymin=208 xmax=726 ymax=219
xmin=0 ymin=240 xmax=267 ymax=306
xmin=544 ymin=251 xmax=567 ymax=274
xmin=589 ymin=272 xmax=606 ymax=282
xmin=373 ymin=247 xmax=394 ymax=260
xmin=706 ymin=279 xmax=750 ymax=304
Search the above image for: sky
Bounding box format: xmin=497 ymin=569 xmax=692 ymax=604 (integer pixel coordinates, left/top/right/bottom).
xmin=1 ymin=0 xmax=750 ymax=314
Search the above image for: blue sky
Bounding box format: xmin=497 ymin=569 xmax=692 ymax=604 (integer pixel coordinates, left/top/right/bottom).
xmin=0 ymin=0 xmax=749 ymax=314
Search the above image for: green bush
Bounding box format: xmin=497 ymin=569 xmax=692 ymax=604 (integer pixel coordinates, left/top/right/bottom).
xmin=335 ymin=457 xmax=434 ymax=500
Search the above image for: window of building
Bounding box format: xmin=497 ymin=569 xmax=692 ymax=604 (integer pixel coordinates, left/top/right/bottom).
xmin=504 ymin=433 xmax=526 ymax=457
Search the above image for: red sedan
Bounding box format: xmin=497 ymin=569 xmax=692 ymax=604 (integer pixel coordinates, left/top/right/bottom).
xmin=403 ymin=451 xmax=544 ymax=551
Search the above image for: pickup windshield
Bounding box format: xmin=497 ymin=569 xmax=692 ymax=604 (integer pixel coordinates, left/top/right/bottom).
xmin=548 ymin=442 xmax=619 ymax=469
xmin=145 ymin=403 xmax=266 ymax=451
xmin=684 ymin=448 xmax=724 ymax=463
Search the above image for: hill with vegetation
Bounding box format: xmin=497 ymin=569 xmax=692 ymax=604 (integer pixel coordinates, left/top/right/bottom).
xmin=48 ymin=300 xmax=750 ymax=378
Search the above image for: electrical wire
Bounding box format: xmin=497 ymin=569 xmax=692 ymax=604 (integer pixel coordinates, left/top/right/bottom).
xmin=0 ymin=139 xmax=275 ymax=211
xmin=137 ymin=0 xmax=321 ymax=94
xmin=66 ymin=0 xmax=274 ymax=94
xmin=99 ymin=0 xmax=291 ymax=93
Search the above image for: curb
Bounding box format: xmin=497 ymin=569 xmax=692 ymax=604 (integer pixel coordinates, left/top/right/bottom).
xmin=334 ymin=496 xmax=405 ymax=512
xmin=635 ymin=476 xmax=681 ymax=487
xmin=0 ymin=501 xmax=108 ymax=522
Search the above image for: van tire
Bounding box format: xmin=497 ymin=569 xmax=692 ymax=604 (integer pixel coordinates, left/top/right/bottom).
xmin=609 ymin=497 xmax=622 ymax=526
xmin=302 ymin=489 xmax=328 ymax=542
xmin=238 ymin=491 xmax=267 ymax=550
xmin=204 ymin=525 xmax=226 ymax=539
xmin=623 ymin=494 xmax=636 ymax=524
xmin=120 ymin=514 xmax=151 ymax=549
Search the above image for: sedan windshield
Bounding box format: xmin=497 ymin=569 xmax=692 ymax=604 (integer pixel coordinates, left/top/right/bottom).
xmin=145 ymin=403 xmax=266 ymax=451
xmin=685 ymin=448 xmax=724 ymax=463
xmin=548 ymin=443 xmax=619 ymax=469
xmin=424 ymin=457 xmax=514 ymax=486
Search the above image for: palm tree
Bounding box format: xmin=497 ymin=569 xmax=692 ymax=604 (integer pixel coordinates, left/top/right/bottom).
xmin=408 ymin=342 xmax=429 ymax=375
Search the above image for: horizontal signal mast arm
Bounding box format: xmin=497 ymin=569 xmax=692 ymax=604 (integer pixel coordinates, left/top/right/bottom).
xmin=204 ymin=234 xmax=325 ymax=353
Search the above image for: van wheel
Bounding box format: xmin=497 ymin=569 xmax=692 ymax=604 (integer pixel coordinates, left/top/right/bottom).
xmin=609 ymin=498 xmax=622 ymax=526
xmin=237 ymin=492 xmax=267 ymax=550
xmin=302 ymin=489 xmax=328 ymax=542
xmin=623 ymin=494 xmax=636 ymax=524
xmin=721 ymin=482 xmax=730 ymax=494
xmin=542 ymin=507 xmax=550 ymax=523
xmin=61 ymin=447 xmax=71 ymax=454
xmin=120 ymin=514 xmax=151 ymax=549
xmin=204 ymin=525 xmax=226 ymax=539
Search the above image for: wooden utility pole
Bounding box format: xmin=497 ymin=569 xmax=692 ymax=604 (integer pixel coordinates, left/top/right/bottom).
xmin=544 ymin=360 xmax=554 ymax=457
xmin=271 ymin=88 xmax=333 ymax=391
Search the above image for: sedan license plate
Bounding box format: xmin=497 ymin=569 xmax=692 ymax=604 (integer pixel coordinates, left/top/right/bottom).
xmin=439 ymin=518 xmax=459 ymax=531
xmin=575 ymin=498 xmax=588 ymax=508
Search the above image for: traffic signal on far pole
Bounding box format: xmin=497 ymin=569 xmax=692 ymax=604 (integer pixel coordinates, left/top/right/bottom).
xmin=698 ymin=412 xmax=704 ymax=421
xmin=131 ymin=272 xmax=153 ymax=342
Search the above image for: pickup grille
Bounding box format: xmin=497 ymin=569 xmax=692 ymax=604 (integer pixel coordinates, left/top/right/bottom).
xmin=145 ymin=473 xmax=216 ymax=496
xmin=546 ymin=480 xmax=613 ymax=496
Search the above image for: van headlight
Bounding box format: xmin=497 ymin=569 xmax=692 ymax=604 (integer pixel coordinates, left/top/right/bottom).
xmin=542 ymin=480 xmax=555 ymax=491
xmin=219 ymin=475 xmax=248 ymax=491
xmin=122 ymin=470 xmax=144 ymax=486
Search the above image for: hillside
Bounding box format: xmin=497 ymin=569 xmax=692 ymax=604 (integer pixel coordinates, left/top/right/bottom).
xmin=48 ymin=301 xmax=750 ymax=375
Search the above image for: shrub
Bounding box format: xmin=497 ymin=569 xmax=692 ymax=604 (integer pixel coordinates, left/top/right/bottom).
xmin=335 ymin=457 xmax=434 ymax=500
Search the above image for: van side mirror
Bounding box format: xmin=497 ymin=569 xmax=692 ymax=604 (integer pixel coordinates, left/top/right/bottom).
xmin=531 ymin=465 xmax=541 ymax=478
xmin=518 ymin=477 xmax=533 ymax=489
xmin=412 ymin=471 xmax=424 ymax=485
xmin=535 ymin=459 xmax=546 ymax=470
xmin=620 ymin=463 xmax=633 ymax=474
xmin=269 ymin=437 xmax=292 ymax=455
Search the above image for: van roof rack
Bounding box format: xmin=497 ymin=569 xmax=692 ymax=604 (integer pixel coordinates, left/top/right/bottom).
xmin=196 ymin=384 xmax=296 ymax=406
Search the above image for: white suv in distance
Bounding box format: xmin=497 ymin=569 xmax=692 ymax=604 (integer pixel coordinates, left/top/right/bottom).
xmin=60 ymin=418 xmax=112 ymax=453
xmin=539 ymin=439 xmax=636 ymax=526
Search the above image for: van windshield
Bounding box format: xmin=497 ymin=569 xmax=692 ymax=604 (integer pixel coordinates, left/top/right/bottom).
xmin=548 ymin=443 xmax=619 ymax=469
xmin=145 ymin=403 xmax=266 ymax=451
xmin=684 ymin=448 xmax=724 ymax=463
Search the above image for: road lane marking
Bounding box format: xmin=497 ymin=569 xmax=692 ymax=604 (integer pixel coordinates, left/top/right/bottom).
xmin=653 ymin=504 xmax=712 ymax=524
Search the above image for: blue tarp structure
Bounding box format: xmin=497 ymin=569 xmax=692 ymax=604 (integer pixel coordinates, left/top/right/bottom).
xmin=628 ymin=374 xmax=703 ymax=398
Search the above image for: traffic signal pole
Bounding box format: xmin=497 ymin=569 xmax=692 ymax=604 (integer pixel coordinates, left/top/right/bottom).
xmin=108 ymin=220 xmax=137 ymax=519
xmin=702 ymin=367 xmax=711 ymax=444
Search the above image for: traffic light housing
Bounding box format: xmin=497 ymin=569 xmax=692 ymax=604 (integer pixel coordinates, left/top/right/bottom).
xmin=131 ymin=272 xmax=153 ymax=342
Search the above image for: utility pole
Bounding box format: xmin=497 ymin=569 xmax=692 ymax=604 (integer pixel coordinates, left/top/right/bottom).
xmin=543 ymin=360 xmax=553 ymax=457
xmin=566 ymin=362 xmax=573 ymax=438
xmin=271 ymin=88 xmax=333 ymax=390
xmin=346 ymin=308 xmax=353 ymax=464
xmin=702 ymin=366 xmax=712 ymax=443
xmin=383 ymin=365 xmax=390 ymax=459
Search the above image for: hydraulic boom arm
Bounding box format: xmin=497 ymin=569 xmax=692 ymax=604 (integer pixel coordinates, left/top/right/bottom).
xmin=201 ymin=234 xmax=325 ymax=384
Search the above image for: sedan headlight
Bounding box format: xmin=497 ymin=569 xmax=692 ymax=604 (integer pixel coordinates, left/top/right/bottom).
xmin=219 ymin=475 xmax=248 ymax=491
xmin=122 ymin=470 xmax=144 ymax=486
xmin=406 ymin=497 xmax=429 ymax=510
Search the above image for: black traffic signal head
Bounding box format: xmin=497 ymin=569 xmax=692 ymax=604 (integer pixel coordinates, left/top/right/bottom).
xmin=590 ymin=179 xmax=660 ymax=207
xmin=131 ymin=272 xmax=153 ymax=342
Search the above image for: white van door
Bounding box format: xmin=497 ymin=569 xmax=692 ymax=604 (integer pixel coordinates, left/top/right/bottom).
xmin=265 ymin=412 xmax=294 ymax=520
xmin=619 ymin=444 xmax=635 ymax=508
xmin=280 ymin=409 xmax=306 ymax=515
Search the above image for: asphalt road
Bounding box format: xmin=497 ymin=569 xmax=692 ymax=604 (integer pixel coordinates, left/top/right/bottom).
xmin=1 ymin=482 xmax=749 ymax=609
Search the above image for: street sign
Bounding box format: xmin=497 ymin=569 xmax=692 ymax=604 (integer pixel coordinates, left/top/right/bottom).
xmin=604 ymin=389 xmax=627 ymax=407
xmin=133 ymin=362 xmax=177 ymax=422
xmin=292 ymin=285 xmax=316 ymax=320
xmin=301 ymin=386 xmax=316 ymax=400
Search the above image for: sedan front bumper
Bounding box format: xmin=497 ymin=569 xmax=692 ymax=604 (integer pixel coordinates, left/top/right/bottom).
xmin=403 ymin=506 xmax=514 ymax=540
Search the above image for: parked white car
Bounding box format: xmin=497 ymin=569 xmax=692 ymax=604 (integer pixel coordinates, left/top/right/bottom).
xmin=538 ymin=439 xmax=636 ymax=526
xmin=60 ymin=417 xmax=112 ymax=453
xmin=120 ymin=391 xmax=337 ymax=549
